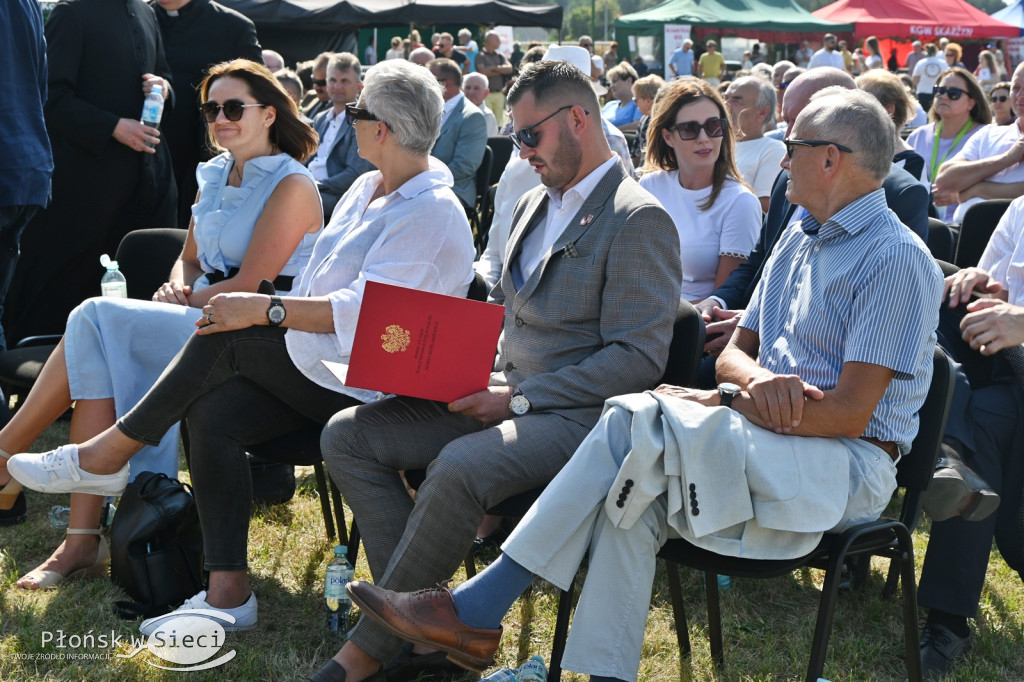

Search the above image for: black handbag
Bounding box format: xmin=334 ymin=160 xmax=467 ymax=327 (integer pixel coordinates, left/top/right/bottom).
xmin=109 ymin=471 xmax=204 ymax=619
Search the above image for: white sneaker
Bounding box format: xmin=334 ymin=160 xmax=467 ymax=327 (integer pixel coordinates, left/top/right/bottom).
xmin=7 ymin=444 xmax=129 ymax=496
xmin=139 ymin=590 xmax=258 ymax=636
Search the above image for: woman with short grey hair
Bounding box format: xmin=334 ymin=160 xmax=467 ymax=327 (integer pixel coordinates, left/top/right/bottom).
xmin=361 ymin=59 xmax=444 ymax=156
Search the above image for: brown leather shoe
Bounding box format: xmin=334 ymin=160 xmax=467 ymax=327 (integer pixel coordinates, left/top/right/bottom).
xmin=347 ymin=581 xmax=501 ymax=672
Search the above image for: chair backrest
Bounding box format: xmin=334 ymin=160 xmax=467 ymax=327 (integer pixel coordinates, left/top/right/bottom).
xmin=661 ymin=300 xmax=706 ymax=388
xmin=926 ymin=217 xmax=955 ymax=262
xmin=475 ymin=146 xmax=493 ymax=207
xmin=114 ymin=228 xmax=188 ymax=301
xmin=895 ymin=346 xmax=956 ymax=529
xmin=487 ymin=135 xmax=514 ymax=186
xmin=954 ymin=198 xmax=1010 ymax=268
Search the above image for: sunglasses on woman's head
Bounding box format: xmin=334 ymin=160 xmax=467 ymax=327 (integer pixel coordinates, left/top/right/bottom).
xmin=200 ymin=100 xmax=267 ymax=122
xmin=670 ymin=117 xmax=727 ymax=141
xmin=991 ymin=95 xmax=1010 ymax=103
xmin=933 ymin=86 xmax=967 ymax=101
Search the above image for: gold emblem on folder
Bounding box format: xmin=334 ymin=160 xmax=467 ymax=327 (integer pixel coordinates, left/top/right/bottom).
xmin=381 ymin=324 xmax=411 ymax=353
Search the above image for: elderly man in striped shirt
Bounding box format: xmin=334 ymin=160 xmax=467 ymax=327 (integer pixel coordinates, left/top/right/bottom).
xmin=341 ymin=87 xmax=943 ymax=682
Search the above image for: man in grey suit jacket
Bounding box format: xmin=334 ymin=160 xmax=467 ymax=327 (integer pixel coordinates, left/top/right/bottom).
xmin=428 ymin=58 xmax=488 ymax=208
xmin=306 ymin=53 xmax=374 ymax=218
xmin=310 ymin=60 xmax=682 ymax=682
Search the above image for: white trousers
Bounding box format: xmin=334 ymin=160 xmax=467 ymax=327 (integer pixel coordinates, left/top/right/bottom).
xmin=502 ymin=403 xmax=896 ymax=681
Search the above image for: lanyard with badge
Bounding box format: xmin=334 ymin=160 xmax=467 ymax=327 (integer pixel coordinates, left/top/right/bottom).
xmin=930 ymin=120 xmax=972 ymax=181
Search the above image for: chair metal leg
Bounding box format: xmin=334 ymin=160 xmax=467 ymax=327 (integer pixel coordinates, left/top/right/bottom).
xmin=883 ymin=555 xmax=901 ymax=600
xmin=328 ymin=475 xmax=348 ymax=546
xmin=548 ymin=576 xmax=577 ymax=682
xmin=312 ymin=462 xmax=337 ymax=541
xmin=705 ymin=572 xmax=724 ymax=667
xmin=895 ymin=526 xmax=922 ymax=682
xmin=347 ymin=520 xmax=361 ymax=565
xmin=805 ymin=547 xmax=847 ymax=682
xmin=663 ymin=560 xmax=692 ymax=659
xmin=464 ymin=553 xmax=477 ymax=578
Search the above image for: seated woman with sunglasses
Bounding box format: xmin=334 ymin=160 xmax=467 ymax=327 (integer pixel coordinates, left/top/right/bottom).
xmin=7 ymin=59 xmax=475 ymax=632
xmin=907 ymin=68 xmax=992 ymax=221
xmin=637 ymin=78 xmax=760 ymax=302
xmin=0 ymin=58 xmax=323 ymax=588
xmin=989 ymin=81 xmax=1015 ymax=126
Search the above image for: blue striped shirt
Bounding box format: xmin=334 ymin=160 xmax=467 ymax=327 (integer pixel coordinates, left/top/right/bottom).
xmin=740 ymin=189 xmax=942 ymax=453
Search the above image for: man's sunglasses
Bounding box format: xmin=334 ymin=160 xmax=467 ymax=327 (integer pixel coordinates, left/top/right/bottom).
xmin=669 ymin=117 xmax=727 ymax=141
xmin=934 ymin=86 xmax=968 ymax=101
xmin=200 ymin=100 xmax=267 ymax=122
xmin=783 ymin=138 xmax=854 ymax=159
xmin=312 ymin=79 xmax=328 ymax=87
xmin=990 ymin=94 xmax=1010 ymax=103
xmin=509 ymin=105 xmax=583 ymax=149
xmin=345 ymin=102 xmax=392 ymax=130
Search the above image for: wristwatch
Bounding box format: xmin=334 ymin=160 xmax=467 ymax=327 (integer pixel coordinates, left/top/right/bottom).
xmin=718 ymin=382 xmax=741 ymax=408
xmin=267 ymin=296 xmax=287 ymax=327
xmin=509 ymin=388 xmax=531 ymax=416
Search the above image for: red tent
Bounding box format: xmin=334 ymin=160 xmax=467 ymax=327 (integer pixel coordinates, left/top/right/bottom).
xmin=812 ymin=0 xmax=1019 ymax=40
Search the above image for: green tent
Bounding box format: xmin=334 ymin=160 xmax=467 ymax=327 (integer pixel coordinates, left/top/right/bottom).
xmin=615 ymin=0 xmax=853 ymax=48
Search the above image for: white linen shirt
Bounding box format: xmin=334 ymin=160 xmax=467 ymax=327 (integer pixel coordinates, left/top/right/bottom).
xmin=284 ymin=158 xmax=476 ymax=401
xmin=808 ymin=49 xmax=844 ymax=70
xmin=515 ymin=155 xmax=618 ymax=283
xmin=949 ymin=123 xmax=1024 ymax=221
xmin=979 ymin=193 xmax=1024 ymax=305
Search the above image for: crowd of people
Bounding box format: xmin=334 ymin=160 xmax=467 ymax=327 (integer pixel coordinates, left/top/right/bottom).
xmin=1 ymin=2 xmax=1024 ymax=681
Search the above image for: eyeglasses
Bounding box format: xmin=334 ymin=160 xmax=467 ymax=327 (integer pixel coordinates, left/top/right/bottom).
xmin=344 ymin=102 xmax=392 ymax=130
xmin=312 ymin=79 xmax=328 ymax=87
xmin=509 ymin=105 xmax=582 ymax=149
xmin=990 ymin=94 xmax=1010 ymax=103
xmin=200 ymin=100 xmax=267 ymax=122
xmin=669 ymin=117 xmax=727 ymax=141
xmin=934 ymin=86 xmax=967 ymax=101
xmin=783 ymin=138 xmax=854 ymax=159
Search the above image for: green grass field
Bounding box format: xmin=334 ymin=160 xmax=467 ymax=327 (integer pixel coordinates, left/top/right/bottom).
xmin=1 ymin=423 xmax=1022 ymax=681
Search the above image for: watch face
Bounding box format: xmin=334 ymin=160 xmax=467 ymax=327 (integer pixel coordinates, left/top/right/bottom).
xmin=510 ymin=394 xmax=530 ymax=415
xmin=268 ymin=305 xmax=286 ymax=325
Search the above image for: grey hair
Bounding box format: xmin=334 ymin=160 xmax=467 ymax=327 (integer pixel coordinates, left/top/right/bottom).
xmin=800 ymin=86 xmax=894 ymax=182
xmin=463 ymin=72 xmax=488 ymax=90
xmin=362 ymin=59 xmax=444 ymax=156
xmin=751 ymin=63 xmax=773 ymax=81
xmin=408 ymin=46 xmax=435 ymax=65
xmin=458 ymin=28 xmax=472 ymax=38
xmin=327 ymin=52 xmax=361 ymax=78
xmin=739 ymin=75 xmax=778 ymax=131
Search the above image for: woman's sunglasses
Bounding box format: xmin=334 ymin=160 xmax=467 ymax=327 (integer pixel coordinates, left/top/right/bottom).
xmin=200 ymin=100 xmax=267 ymax=122
xmin=669 ymin=117 xmax=727 ymax=141
xmin=345 ymin=102 xmax=393 ymax=130
xmin=933 ymin=86 xmax=967 ymax=101
xmin=990 ymin=95 xmax=1010 ymax=103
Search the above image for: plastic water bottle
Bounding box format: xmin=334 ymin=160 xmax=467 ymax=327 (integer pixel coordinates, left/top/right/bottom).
xmin=324 ymin=545 xmax=354 ymax=636
xmin=480 ymin=669 xmax=517 ymax=681
xmin=141 ymin=84 xmax=164 ymax=131
xmin=99 ymin=254 xmax=127 ymax=298
xmin=49 ymin=505 xmax=71 ymax=529
xmin=516 ymin=655 xmax=548 ymax=681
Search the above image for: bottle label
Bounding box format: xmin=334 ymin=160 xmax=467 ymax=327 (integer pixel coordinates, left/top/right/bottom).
xmin=142 ymin=100 xmax=162 ymax=126
xmin=101 ymin=282 xmax=127 ymax=298
xmin=325 ymin=573 xmax=348 ymax=600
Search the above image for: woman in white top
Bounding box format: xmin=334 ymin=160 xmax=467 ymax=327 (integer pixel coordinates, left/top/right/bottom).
xmin=7 ymin=60 xmax=477 ymax=625
xmin=975 ymin=50 xmax=999 ymax=90
xmin=863 ymin=36 xmax=884 ymax=71
xmin=638 ymin=78 xmax=761 ymax=302
xmin=0 ymin=59 xmax=323 ymax=589
xmin=907 ymin=68 xmax=992 ymax=221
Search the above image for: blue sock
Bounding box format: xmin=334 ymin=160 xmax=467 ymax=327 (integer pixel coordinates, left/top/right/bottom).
xmin=451 ymin=553 xmax=534 ymax=630
xmin=589 ymin=677 xmax=628 ymax=682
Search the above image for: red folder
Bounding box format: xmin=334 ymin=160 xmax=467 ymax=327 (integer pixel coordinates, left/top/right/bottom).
xmin=341 ymin=281 xmax=505 ymax=403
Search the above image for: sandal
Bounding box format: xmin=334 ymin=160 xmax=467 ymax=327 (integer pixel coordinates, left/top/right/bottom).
xmin=17 ymin=528 xmax=110 ymax=590
xmin=0 ymin=448 xmax=24 ymax=511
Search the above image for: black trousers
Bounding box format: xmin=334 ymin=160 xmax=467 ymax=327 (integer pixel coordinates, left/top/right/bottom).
xmin=118 ymin=325 xmax=359 ymax=570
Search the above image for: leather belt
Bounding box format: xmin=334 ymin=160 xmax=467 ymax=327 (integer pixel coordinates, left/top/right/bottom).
xmin=861 ymin=436 xmax=899 ymax=462
xmin=205 ymin=267 xmax=294 ymax=292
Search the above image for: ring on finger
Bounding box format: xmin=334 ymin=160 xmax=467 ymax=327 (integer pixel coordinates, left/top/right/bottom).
xmin=206 ymin=313 xmax=213 ymax=323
